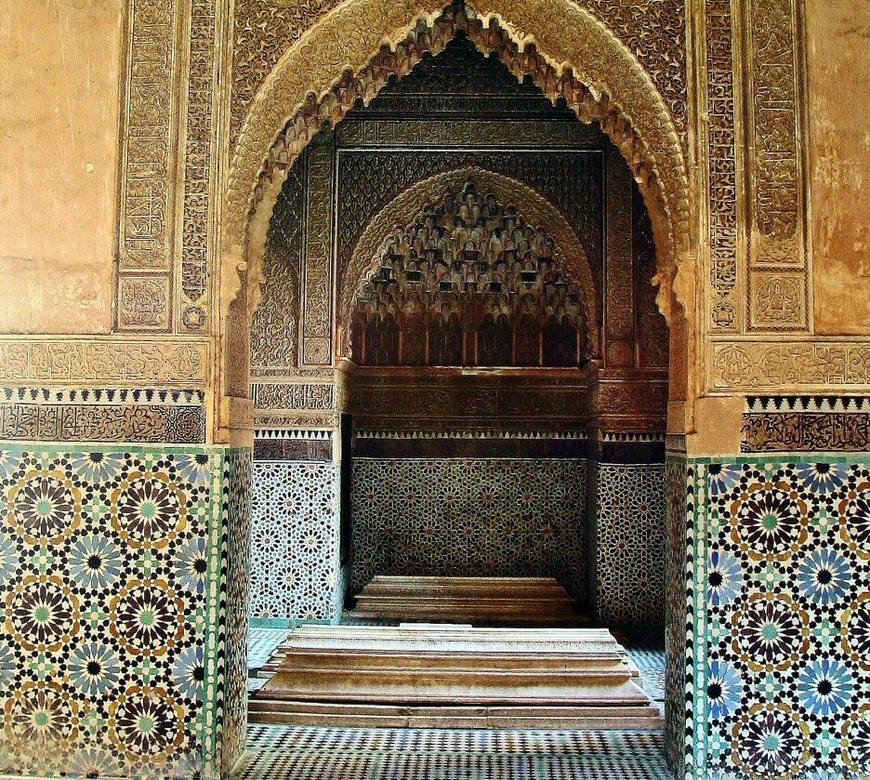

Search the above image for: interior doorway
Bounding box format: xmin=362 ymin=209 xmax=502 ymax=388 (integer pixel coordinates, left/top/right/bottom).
xmin=245 ymin=27 xmax=670 ymax=730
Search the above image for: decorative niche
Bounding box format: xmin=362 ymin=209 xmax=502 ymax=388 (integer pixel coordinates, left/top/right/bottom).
xmin=349 ymin=182 xmax=591 ymax=369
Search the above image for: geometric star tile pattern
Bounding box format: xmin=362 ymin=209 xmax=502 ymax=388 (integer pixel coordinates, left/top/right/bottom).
xmin=249 ymin=461 xmax=342 ymax=623
xmin=594 ymin=464 xmax=666 ymax=625
xmin=350 ymin=458 xmax=588 ymax=600
xmin=0 ymin=444 xmax=250 ymax=779
xmin=683 ymin=458 xmax=870 ymax=780
xmin=235 ymin=725 xmax=673 ymax=780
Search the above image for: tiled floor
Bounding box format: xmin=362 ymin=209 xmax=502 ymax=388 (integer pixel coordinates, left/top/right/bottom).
xmin=232 ymin=726 xmax=673 ymax=779
xmin=241 ymin=626 xmax=670 ymax=779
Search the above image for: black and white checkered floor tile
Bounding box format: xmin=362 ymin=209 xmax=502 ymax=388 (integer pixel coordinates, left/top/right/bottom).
xmin=233 ymin=726 xmax=672 ymax=779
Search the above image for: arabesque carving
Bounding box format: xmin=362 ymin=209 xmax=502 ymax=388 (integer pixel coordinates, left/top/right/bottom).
xmin=746 ymin=0 xmax=808 ymax=332
xmin=0 ymin=387 xmax=207 ymax=444
xmin=251 ymin=161 xmax=304 ymax=377
xmin=741 ymin=397 xmax=870 ymax=453
xmin=340 ymin=167 xmax=600 ymax=356
xmin=711 ymin=343 xmax=870 ymax=391
xmin=231 ymin=0 xmax=344 ymax=145
xmin=180 ymin=0 xmax=218 ymax=326
xmin=0 ymin=340 xmax=209 ymax=386
xmin=604 ymin=150 xmax=634 ymax=367
xmin=705 ymin=0 xmax=739 ymax=331
xmin=251 ymin=382 xmax=335 ymax=411
xmin=223 ymin=0 xmax=692 ymax=353
xmin=118 ymin=0 xmax=177 ymax=272
xmin=118 ymin=277 xmax=172 ymax=331
xmin=230 ymin=0 xmax=688 ymax=151
xmin=301 ymin=139 xmax=334 ymax=365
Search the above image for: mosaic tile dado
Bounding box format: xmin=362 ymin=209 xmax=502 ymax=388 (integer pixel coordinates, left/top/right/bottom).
xmin=249 ymin=461 xmax=342 ymax=623
xmin=350 ymin=458 xmax=588 ymax=600
xmin=681 ymin=457 xmax=870 ymax=780
xmin=0 ymin=444 xmax=250 ymax=778
xmin=592 ymin=464 xmax=666 ymax=625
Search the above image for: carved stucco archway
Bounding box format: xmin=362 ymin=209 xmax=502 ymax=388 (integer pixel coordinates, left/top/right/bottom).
xmin=219 ymin=0 xmax=696 ymax=436
xmin=338 ymin=166 xmax=602 ymax=357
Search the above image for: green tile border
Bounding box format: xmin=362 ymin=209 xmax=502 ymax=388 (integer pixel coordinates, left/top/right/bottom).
xmin=685 ymin=453 xmax=865 ymax=464
xmin=202 ymin=448 xmax=228 ymax=775
xmin=250 ymin=617 xmax=337 ymax=629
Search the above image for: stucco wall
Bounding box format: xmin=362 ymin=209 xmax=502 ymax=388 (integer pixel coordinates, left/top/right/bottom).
xmin=807 ymin=0 xmax=870 ymax=334
xmin=0 ymin=0 xmax=122 ymax=334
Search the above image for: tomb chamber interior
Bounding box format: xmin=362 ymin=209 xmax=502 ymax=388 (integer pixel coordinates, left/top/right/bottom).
xmin=248 ymin=33 xmax=670 ymax=628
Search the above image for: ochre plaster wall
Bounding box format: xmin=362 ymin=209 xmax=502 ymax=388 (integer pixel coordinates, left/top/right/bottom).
xmin=0 ymin=0 xmax=122 ymax=334
xmin=807 ymin=0 xmax=870 ymax=334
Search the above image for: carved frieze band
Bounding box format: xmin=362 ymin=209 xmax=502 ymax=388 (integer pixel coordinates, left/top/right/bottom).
xmin=711 ymin=342 xmax=870 ymax=391
xmin=0 ymin=388 xmax=206 ymax=444
xmin=252 ymin=413 xmax=337 ymax=430
xmin=745 ymin=0 xmax=808 ymax=331
xmin=116 ymin=0 xmax=179 ymax=331
xmin=705 ymin=0 xmax=740 ymax=331
xmin=251 ymin=382 xmax=336 ymax=412
xmin=335 ymin=119 xmax=602 ymax=148
xmin=348 ymin=378 xmax=591 ymax=433
xmin=302 ymin=138 xmax=334 ymax=365
xmin=0 ymin=340 xmax=209 ymax=386
xmin=742 ymin=396 xmax=870 ymax=452
xmin=254 ymin=428 xmax=332 ymax=461
xmin=590 ymin=377 xmax=669 ymax=432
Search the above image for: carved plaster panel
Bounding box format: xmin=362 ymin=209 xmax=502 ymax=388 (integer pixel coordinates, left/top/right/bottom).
xmin=251 ymin=162 xmax=304 ymax=377
xmin=604 ymin=150 xmax=634 ymax=367
xmin=748 ymin=271 xmax=806 ymax=331
xmin=252 ymin=412 xmax=337 ymax=430
xmin=581 ymin=0 xmax=687 ymax=147
xmin=0 ymin=389 xmax=207 ymax=444
xmin=634 ymin=188 xmax=669 ymax=369
xmin=230 ymin=0 xmax=343 ymax=145
xmin=118 ymin=276 xmax=172 ymax=331
xmin=0 ymin=340 xmax=209 ymax=387
xmin=117 ymin=0 xmax=178 ymax=272
xmin=251 ymin=382 xmax=336 ymax=412
xmin=348 ymin=369 xmax=590 ymax=433
xmin=742 ymin=396 xmax=870 ymax=453
xmin=335 ymin=118 xmax=601 ymax=148
xmin=705 ymin=0 xmax=740 ymax=332
xmin=710 ymin=342 xmax=870 ymax=392
xmin=745 ymin=0 xmax=808 ymax=332
xmin=116 ymin=0 xmax=180 ymax=332
xmin=301 ymin=138 xmax=334 ymax=365
xmin=179 ymin=0 xmax=219 ymax=330
xmin=590 ymin=374 xmax=669 ymax=432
